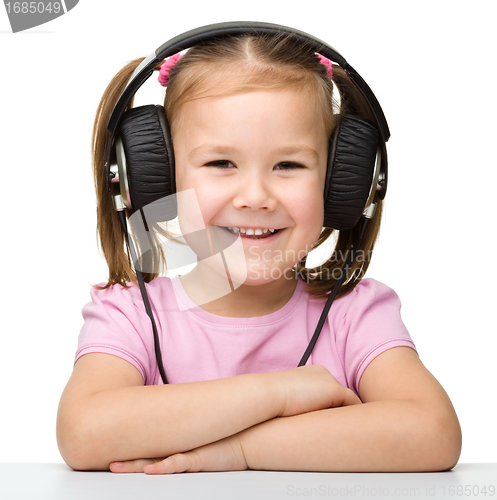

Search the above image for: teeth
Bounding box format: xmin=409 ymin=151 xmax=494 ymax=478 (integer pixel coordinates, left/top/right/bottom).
xmin=226 ymin=227 xmax=278 ymax=234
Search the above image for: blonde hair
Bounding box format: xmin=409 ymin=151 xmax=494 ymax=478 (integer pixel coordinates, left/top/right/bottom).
xmin=91 ymin=32 xmax=383 ymax=300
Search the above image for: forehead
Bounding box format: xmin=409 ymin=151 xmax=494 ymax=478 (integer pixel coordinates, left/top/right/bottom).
xmin=172 ymin=86 xmax=327 ymax=150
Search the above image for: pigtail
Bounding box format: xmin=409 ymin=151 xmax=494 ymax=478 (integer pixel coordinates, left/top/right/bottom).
xmin=294 ymin=66 xmax=384 ymax=300
xmin=91 ymin=58 xmax=146 ymax=290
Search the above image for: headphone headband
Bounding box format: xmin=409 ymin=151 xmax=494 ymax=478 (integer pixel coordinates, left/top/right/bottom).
xmin=107 ymin=22 xmax=389 ymax=138
xmin=106 ymin=21 xmax=390 ymax=192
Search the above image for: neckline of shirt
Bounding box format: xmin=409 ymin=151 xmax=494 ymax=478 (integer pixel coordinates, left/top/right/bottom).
xmin=170 ymin=274 xmax=305 ymax=326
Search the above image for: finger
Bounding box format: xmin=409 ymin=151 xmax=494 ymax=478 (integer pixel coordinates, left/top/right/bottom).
xmin=144 ymin=453 xmax=196 ymax=475
xmin=110 ymin=458 xmax=158 ymax=474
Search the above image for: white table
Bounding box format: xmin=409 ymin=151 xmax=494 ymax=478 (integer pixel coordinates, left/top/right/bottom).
xmin=1 ymin=463 xmax=495 ymax=500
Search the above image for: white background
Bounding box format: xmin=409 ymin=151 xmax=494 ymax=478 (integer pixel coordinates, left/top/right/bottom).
xmin=0 ymin=1 xmax=495 ymax=465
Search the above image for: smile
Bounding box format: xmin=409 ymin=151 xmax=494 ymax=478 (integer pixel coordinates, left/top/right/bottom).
xmin=217 ymin=226 xmax=285 ymax=242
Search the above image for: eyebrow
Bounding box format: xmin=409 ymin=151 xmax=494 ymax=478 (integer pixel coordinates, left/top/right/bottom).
xmin=189 ymin=144 xmax=320 ymax=161
xmin=189 ymin=145 xmax=240 ymax=159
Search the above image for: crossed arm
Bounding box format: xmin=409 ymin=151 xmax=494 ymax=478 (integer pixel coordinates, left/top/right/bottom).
xmin=240 ymin=347 xmax=461 ymax=473
xmin=56 ymin=347 xmax=461 ymax=474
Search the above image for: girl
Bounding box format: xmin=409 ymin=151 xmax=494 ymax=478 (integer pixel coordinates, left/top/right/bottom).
xmin=56 ymin=22 xmax=462 ymax=474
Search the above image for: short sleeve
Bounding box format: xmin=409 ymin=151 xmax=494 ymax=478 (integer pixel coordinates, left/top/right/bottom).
xmin=337 ymin=279 xmax=417 ymax=396
xmin=74 ymin=283 xmax=156 ymax=385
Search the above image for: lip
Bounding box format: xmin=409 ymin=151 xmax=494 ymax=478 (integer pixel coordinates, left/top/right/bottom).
xmin=216 ymin=226 xmax=287 ymax=246
xmin=217 ymin=225 xmax=284 ymax=231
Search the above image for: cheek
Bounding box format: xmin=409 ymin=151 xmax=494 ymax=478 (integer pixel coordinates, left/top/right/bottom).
xmin=174 ymin=161 xmax=190 ymax=194
xmin=176 ymin=164 xmax=218 ymax=206
xmin=289 ymin=180 xmax=324 ymax=226
xmin=183 ymin=178 xmax=226 ymax=227
xmin=302 ymin=195 xmax=323 ymax=220
xmin=298 ymin=204 xmax=324 ymax=248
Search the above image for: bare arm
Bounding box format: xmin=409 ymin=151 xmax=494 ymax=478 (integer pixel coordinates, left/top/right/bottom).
xmin=57 ymin=353 xmax=352 ymax=471
xmin=56 ymin=353 xmax=283 ymax=471
xmin=240 ymin=347 xmax=462 ymax=472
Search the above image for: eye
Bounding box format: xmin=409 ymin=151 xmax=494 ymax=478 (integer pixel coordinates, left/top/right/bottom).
xmin=204 ymin=161 xmax=306 ymax=170
xmin=205 ymin=160 xmax=235 ymax=169
xmin=275 ymin=162 xmax=305 ymax=170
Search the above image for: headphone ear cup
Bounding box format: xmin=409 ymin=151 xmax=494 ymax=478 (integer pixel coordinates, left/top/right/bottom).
xmin=323 ymin=115 xmax=379 ymax=231
xmin=119 ymin=104 xmax=176 ymax=218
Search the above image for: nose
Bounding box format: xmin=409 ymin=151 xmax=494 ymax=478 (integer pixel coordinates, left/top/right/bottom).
xmin=231 ymin=173 xmax=277 ymax=211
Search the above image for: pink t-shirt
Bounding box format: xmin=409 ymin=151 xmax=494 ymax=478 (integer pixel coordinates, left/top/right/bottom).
xmin=75 ymin=276 xmax=416 ymax=397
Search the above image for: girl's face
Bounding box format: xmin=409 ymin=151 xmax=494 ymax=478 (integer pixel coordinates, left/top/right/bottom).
xmin=173 ymin=85 xmax=328 ymax=287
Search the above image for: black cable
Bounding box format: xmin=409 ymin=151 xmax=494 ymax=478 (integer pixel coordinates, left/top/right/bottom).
xmin=298 ymin=217 xmax=370 ymax=367
xmin=118 ymin=210 xmax=169 ymax=384
xmin=118 ymin=210 xmax=369 ymax=382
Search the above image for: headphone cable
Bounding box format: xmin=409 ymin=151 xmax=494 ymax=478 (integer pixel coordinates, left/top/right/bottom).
xmin=297 ymin=216 xmax=369 ymax=367
xmin=118 ymin=211 xmax=369 ymax=383
xmin=118 ymin=210 xmax=169 ymax=384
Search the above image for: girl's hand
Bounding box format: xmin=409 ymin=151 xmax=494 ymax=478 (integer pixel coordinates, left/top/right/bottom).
xmin=109 ymin=433 xmax=248 ymax=475
xmin=275 ymin=364 xmax=362 ymax=417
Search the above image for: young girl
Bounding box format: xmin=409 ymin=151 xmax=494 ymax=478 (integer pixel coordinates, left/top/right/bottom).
xmin=56 ymin=22 xmax=462 ymax=474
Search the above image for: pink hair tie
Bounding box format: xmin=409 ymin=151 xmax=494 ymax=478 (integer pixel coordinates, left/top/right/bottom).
xmin=158 ymin=53 xmax=183 ymax=87
xmin=317 ymin=54 xmax=333 ymax=79
xmin=158 ymin=52 xmax=332 ymax=86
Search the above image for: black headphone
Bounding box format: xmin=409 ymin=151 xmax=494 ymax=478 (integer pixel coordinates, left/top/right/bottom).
xmin=105 ymin=21 xmax=390 ymax=385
